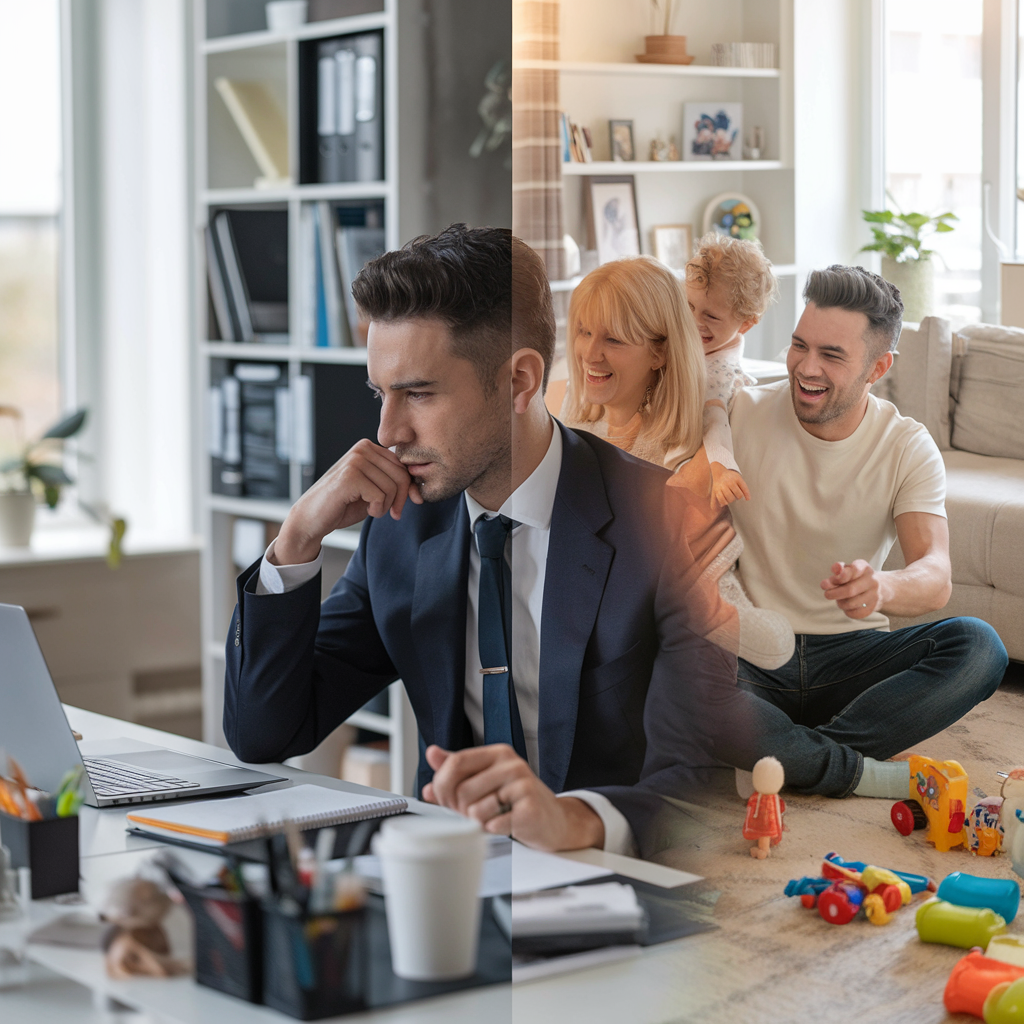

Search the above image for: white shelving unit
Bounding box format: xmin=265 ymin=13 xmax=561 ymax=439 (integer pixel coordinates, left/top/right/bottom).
xmin=191 ymin=0 xmax=419 ymax=795
xmin=553 ymin=0 xmax=797 ymax=359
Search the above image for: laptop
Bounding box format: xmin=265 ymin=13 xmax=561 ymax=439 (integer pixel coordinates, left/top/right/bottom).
xmin=0 ymin=603 xmax=284 ymax=807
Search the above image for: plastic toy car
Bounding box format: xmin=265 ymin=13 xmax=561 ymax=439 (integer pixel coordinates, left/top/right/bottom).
xmin=891 ymin=755 xmax=970 ymax=852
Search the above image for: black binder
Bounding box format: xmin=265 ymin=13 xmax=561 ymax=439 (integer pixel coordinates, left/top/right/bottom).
xmin=303 ymin=30 xmax=384 ymax=184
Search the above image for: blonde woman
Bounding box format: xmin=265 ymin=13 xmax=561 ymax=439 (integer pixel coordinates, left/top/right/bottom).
xmin=562 ymin=255 xmax=792 ymax=669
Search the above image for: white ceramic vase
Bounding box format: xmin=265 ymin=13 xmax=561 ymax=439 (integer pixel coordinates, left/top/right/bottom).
xmin=0 ymin=492 xmax=35 ymax=547
xmin=881 ymin=255 xmax=935 ymax=324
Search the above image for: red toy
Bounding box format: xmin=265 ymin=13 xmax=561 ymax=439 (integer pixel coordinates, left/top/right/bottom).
xmin=743 ymin=757 xmax=785 ymax=859
xmin=944 ymin=949 xmax=1024 ymax=1017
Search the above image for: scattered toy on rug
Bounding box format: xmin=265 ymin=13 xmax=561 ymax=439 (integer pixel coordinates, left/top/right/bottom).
xmin=983 ymin=976 xmax=1024 ymax=1023
xmin=784 ymin=852 xmax=932 ymax=926
xmin=742 ymin=756 xmax=785 ymax=860
xmin=101 ymin=876 xmax=187 ymax=979
xmin=936 ymin=872 xmax=1020 ymax=924
xmin=944 ymin=949 xmax=1024 ymax=1019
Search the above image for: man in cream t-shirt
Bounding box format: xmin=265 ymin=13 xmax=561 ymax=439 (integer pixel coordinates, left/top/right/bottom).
xmin=728 ymin=265 xmax=1008 ymax=799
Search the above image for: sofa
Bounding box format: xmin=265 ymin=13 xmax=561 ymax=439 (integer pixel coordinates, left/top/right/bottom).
xmin=876 ymin=317 xmax=1024 ymax=661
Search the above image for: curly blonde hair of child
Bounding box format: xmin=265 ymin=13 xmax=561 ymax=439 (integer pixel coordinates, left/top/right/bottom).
xmin=685 ymin=232 xmax=778 ymax=323
xmin=564 ymin=256 xmax=706 ymax=461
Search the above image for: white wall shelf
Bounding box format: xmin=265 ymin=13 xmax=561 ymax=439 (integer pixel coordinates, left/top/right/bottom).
xmin=203 ymin=342 xmax=370 ymax=364
xmin=562 ymin=160 xmax=784 ymax=175
xmin=201 ymin=182 xmax=392 ymax=205
xmin=514 ymin=59 xmax=780 ymax=78
xmin=202 ymin=12 xmax=389 ymax=55
xmin=206 ymin=494 xmax=294 ymax=521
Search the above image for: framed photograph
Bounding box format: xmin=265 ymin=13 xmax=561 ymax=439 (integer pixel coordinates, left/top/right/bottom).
xmin=608 ymin=119 xmax=635 ymax=162
xmin=650 ymin=224 xmax=693 ymax=271
xmin=683 ymin=102 xmax=743 ymax=162
xmin=702 ymin=192 xmax=761 ymax=242
xmin=585 ymin=176 xmax=641 ymax=265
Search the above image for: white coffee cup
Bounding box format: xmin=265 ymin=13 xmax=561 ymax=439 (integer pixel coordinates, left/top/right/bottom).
xmin=265 ymin=1 xmax=307 ymax=31
xmin=372 ymin=815 xmax=486 ymax=981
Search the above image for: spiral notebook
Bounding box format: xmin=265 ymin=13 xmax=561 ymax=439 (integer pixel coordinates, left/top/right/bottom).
xmin=126 ymin=784 xmax=407 ymax=846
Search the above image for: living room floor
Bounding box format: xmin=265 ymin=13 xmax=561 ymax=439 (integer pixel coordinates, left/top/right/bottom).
xmin=654 ymin=662 xmax=1024 ymax=1024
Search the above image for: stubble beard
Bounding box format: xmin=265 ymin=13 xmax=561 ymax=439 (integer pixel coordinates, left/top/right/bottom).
xmin=397 ymin=412 xmax=512 ymax=504
xmin=789 ymin=368 xmax=872 ymax=426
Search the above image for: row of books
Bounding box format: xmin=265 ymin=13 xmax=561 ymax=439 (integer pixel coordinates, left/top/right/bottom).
xmin=208 ymin=359 xmax=382 ymax=499
xmin=710 ymin=42 xmax=778 ymax=68
xmin=560 ymin=114 xmax=593 ymax=163
xmin=205 ymin=204 xmax=386 ymax=347
xmin=299 ymin=202 xmax=385 ymax=347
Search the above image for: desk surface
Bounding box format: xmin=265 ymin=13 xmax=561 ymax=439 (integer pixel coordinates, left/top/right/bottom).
xmin=0 ymin=708 xmax=721 ymax=1024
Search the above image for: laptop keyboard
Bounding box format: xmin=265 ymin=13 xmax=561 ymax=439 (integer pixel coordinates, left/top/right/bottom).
xmin=84 ymin=757 xmax=201 ymax=798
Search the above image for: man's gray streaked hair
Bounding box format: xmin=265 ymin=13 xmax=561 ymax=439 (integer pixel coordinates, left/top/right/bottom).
xmin=803 ymin=265 xmax=904 ymax=358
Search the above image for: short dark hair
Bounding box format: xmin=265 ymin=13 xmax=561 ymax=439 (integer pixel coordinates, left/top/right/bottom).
xmin=803 ymin=265 xmax=904 ymax=358
xmin=352 ymin=223 xmax=554 ymax=391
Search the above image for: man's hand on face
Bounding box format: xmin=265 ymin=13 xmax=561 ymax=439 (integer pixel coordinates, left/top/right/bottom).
xmin=821 ymin=560 xmax=884 ymax=619
xmin=272 ymin=439 xmax=423 ymax=565
xmin=421 ymin=744 xmax=605 ymax=853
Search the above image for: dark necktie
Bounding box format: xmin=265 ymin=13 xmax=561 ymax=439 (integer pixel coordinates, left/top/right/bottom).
xmin=474 ymin=514 xmax=527 ymax=758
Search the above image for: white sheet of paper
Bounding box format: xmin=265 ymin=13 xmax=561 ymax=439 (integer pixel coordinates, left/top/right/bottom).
xmin=509 ymin=841 xmax=612 ymax=895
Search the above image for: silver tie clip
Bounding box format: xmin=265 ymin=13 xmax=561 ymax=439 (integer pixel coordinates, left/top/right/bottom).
xmin=480 ymin=666 xmax=508 ymax=675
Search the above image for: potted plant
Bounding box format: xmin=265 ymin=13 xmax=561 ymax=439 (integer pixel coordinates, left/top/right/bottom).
xmin=637 ymin=1 xmax=692 ymax=64
xmin=859 ymin=205 xmax=958 ymax=323
xmin=0 ymin=408 xmax=87 ymax=547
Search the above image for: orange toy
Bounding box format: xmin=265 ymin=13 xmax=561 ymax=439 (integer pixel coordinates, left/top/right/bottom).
xmin=944 ymin=949 xmax=1024 ymax=1017
xmin=891 ymin=755 xmax=969 ymax=853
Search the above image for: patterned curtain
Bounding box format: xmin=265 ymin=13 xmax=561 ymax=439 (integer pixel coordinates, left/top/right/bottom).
xmin=511 ymin=0 xmax=565 ymax=281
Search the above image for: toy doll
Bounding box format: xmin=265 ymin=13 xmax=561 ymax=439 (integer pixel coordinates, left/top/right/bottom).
xmin=744 ymin=756 xmax=785 ymax=859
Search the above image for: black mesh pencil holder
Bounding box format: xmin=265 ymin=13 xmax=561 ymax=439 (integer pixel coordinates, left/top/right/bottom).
xmin=261 ymin=900 xmax=368 ymax=1020
xmin=175 ymin=880 xmax=263 ymax=1003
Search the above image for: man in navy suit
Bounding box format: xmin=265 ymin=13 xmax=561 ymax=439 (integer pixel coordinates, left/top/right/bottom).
xmin=224 ymin=225 xmax=736 ymax=857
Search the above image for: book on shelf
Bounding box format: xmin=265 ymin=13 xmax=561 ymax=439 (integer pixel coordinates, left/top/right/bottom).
xmin=208 ymin=209 xmax=289 ymax=344
xmin=213 ymin=78 xmax=291 ymax=188
xmin=311 ymin=31 xmax=384 ymax=184
xmin=560 ymin=113 xmax=592 ymax=163
xmin=335 ymin=220 xmax=385 ymax=346
xmin=208 ymin=360 xmax=291 ymax=499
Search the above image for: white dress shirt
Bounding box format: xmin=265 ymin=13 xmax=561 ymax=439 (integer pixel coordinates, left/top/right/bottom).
xmin=256 ymin=420 xmax=635 ymax=855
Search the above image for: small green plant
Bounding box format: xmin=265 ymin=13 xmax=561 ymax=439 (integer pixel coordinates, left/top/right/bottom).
xmin=0 ymin=408 xmax=87 ymax=508
xmin=859 ymin=207 xmax=958 ymax=263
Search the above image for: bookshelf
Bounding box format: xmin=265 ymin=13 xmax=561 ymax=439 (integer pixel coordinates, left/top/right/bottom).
xmin=551 ymin=0 xmax=799 ymax=359
xmin=191 ymin=0 xmax=420 ymax=794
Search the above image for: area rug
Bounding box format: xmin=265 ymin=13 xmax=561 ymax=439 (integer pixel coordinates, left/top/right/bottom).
xmin=653 ymin=667 xmax=1024 ymax=1024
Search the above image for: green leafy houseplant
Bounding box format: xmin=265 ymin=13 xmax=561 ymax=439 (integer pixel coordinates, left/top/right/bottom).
xmin=0 ymin=408 xmax=87 ymax=507
xmin=859 ymin=208 xmax=958 ymax=262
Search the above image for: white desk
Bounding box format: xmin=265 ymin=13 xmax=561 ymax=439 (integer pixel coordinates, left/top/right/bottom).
xmin=0 ymin=709 xmax=720 ymax=1023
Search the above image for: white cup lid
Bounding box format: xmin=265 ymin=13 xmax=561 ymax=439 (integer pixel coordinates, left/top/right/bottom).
xmin=374 ymin=814 xmax=484 ymax=857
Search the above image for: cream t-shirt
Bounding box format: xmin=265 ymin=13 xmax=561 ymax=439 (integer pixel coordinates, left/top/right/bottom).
xmin=729 ymin=381 xmax=947 ymax=635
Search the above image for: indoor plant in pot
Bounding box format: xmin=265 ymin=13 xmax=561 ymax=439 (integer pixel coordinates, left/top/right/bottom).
xmin=638 ymin=1 xmax=692 ymax=64
xmin=0 ymin=407 xmax=87 ymax=547
xmin=859 ymin=205 xmax=958 ymax=323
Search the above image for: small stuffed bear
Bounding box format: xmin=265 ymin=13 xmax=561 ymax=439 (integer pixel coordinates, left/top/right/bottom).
xmin=743 ymin=756 xmax=786 ymax=859
xmin=101 ymin=877 xmax=186 ymax=979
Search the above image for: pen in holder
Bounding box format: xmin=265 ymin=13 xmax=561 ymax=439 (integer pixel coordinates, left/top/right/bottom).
xmin=0 ymin=812 xmax=79 ymax=899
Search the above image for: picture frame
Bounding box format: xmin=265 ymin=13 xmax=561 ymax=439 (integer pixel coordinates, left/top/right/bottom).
xmin=585 ymin=176 xmax=641 ymax=265
xmin=702 ymin=192 xmax=761 ymax=242
xmin=608 ymin=119 xmax=635 ymax=162
xmin=683 ymin=102 xmax=743 ymax=162
xmin=650 ymin=224 xmax=693 ymax=271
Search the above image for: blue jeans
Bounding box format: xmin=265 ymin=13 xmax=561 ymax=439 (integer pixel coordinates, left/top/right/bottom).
xmin=735 ymin=617 xmax=1007 ymax=797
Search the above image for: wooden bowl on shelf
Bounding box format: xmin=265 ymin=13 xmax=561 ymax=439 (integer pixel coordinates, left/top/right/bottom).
xmin=636 ymin=34 xmax=692 ymax=64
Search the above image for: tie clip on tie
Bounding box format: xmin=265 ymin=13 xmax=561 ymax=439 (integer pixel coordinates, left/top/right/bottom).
xmin=480 ymin=666 xmax=508 ymax=675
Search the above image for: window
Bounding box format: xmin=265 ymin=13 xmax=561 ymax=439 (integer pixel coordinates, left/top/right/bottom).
xmin=0 ymin=0 xmax=62 ymax=444
xmin=883 ymin=0 xmax=983 ymax=326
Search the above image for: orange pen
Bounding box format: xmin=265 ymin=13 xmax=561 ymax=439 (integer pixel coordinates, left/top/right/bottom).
xmin=7 ymin=757 xmax=42 ymax=821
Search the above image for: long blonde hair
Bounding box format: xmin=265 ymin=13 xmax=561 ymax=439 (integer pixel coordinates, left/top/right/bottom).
xmin=564 ymin=256 xmax=706 ymax=461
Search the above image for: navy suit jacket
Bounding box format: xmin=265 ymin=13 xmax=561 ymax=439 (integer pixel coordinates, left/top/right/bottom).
xmin=224 ymin=423 xmax=738 ymax=857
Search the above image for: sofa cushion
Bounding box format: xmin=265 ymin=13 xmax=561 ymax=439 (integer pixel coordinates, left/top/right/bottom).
xmin=950 ymin=324 xmax=1024 ymax=459
xmin=873 ymin=317 xmax=952 ymax=449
